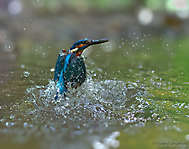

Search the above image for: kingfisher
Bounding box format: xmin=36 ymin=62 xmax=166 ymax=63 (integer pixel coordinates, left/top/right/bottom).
xmin=54 ymin=38 xmax=109 ymax=100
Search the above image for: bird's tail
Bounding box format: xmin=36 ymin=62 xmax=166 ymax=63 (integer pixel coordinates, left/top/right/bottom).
xmin=54 ymin=91 xmax=59 ymax=100
xmin=54 ymin=66 xmax=67 ymax=100
xmin=54 ymin=81 xmax=67 ymax=100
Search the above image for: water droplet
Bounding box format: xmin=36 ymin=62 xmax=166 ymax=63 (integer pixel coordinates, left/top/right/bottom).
xmin=132 ymin=82 xmax=138 ymax=87
xmin=173 ymin=126 xmax=182 ymax=132
xmin=50 ymin=68 xmax=55 ymax=72
xmin=138 ymin=64 xmax=143 ymax=69
xmin=5 ymin=122 xmax=9 ymax=127
xmin=0 ymin=119 xmax=5 ymax=123
xmin=10 ymin=122 xmax=15 ymax=126
xmin=4 ymin=41 xmax=14 ymax=52
xmin=23 ymin=71 xmax=30 ymax=77
xmin=93 ymin=141 xmax=105 ymax=149
xmin=186 ymin=134 xmax=189 ymax=141
xmin=20 ymin=64 xmax=25 ymax=69
xmin=138 ymin=8 xmax=153 ymax=25
xmin=8 ymin=0 xmax=23 ymax=15
xmin=171 ymin=91 xmax=176 ymax=94
xmin=23 ymin=122 xmax=28 ymax=127
xmin=104 ymin=131 xmax=120 ymax=148
xmin=10 ymin=114 xmax=15 ymax=120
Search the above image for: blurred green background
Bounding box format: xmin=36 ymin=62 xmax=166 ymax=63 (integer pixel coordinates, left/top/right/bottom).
xmin=1 ymin=0 xmax=189 ymax=149
xmin=1 ymin=0 xmax=189 ymax=76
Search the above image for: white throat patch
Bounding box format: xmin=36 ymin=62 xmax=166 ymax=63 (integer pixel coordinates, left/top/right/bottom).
xmin=70 ymin=47 xmax=78 ymax=53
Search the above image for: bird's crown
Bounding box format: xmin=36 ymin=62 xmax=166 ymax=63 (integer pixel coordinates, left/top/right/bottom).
xmin=69 ymin=38 xmax=109 ymax=56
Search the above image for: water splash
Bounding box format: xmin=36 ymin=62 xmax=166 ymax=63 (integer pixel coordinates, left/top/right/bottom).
xmin=23 ymin=71 xmax=30 ymax=77
xmin=0 ymin=72 xmax=162 ymax=149
xmin=24 ymin=72 xmax=158 ymax=130
xmin=92 ymin=131 xmax=120 ymax=149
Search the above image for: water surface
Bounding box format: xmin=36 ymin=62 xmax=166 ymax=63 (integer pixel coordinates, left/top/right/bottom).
xmin=0 ymin=37 xmax=189 ymax=149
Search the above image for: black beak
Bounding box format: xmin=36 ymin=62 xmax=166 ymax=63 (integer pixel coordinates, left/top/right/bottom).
xmin=90 ymin=39 xmax=109 ymax=45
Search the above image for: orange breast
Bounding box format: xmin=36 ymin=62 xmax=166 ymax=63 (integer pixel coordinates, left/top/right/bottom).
xmin=76 ymin=51 xmax=82 ymax=56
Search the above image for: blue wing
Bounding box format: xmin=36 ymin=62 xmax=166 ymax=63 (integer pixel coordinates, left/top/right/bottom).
xmin=54 ymin=53 xmax=66 ymax=82
xmin=54 ymin=53 xmax=72 ymax=100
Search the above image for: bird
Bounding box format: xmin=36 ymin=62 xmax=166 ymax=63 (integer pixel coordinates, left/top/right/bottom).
xmin=54 ymin=38 xmax=109 ymax=100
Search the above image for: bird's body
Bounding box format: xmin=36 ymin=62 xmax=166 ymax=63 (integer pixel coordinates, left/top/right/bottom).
xmin=63 ymin=55 xmax=86 ymax=88
xmin=54 ymin=38 xmax=108 ymax=100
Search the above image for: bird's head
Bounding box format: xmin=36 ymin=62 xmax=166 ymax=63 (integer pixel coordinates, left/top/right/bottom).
xmin=69 ymin=38 xmax=108 ymax=56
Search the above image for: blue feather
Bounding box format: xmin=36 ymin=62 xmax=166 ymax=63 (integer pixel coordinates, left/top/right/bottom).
xmin=54 ymin=53 xmax=65 ymax=81
xmin=54 ymin=55 xmax=61 ymax=81
xmin=70 ymin=38 xmax=88 ymax=50
xmin=55 ymin=53 xmax=72 ymax=100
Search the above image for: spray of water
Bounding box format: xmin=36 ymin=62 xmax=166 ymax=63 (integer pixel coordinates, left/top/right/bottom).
xmin=24 ymin=71 xmax=159 ymax=130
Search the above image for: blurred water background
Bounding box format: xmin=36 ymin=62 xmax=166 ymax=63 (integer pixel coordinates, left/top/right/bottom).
xmin=0 ymin=0 xmax=189 ymax=149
